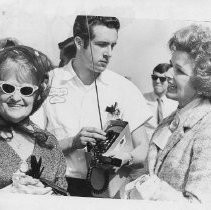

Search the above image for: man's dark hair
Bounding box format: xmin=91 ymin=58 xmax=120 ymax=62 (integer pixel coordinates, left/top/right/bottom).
xmin=73 ymin=15 xmax=120 ymax=49
xmin=153 ymin=63 xmax=172 ymax=74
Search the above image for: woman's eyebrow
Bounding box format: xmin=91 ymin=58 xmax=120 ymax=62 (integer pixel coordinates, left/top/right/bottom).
xmin=170 ymin=60 xmax=182 ymax=69
xmin=174 ymin=63 xmax=185 ymax=72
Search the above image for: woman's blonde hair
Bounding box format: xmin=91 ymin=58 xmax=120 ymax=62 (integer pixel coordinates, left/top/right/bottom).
xmin=0 ymin=45 xmax=53 ymax=115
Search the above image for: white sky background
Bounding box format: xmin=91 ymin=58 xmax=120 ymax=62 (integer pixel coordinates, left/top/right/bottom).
xmin=0 ymin=0 xmax=211 ymax=93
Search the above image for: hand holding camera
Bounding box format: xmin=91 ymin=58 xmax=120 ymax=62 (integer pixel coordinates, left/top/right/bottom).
xmin=72 ymin=127 xmax=107 ymax=149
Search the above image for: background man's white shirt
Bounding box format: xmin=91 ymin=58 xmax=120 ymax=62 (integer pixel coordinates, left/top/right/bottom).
xmin=144 ymin=92 xmax=178 ymax=141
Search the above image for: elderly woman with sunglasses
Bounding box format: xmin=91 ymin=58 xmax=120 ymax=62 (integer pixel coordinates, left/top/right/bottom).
xmin=0 ymin=45 xmax=67 ymax=195
xmin=124 ymin=24 xmax=211 ymax=203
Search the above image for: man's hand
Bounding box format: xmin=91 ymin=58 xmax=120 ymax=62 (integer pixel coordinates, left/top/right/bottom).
xmin=72 ymin=127 xmax=106 ymax=149
xmin=104 ymin=150 xmax=131 ymax=172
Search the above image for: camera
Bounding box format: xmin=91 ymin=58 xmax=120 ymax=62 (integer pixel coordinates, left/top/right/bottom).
xmin=86 ymin=119 xmax=134 ymax=197
xmin=87 ymin=129 xmax=122 ymax=167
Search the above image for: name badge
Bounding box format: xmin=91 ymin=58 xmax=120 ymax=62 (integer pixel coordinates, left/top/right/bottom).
xmin=49 ymin=87 xmax=68 ymax=104
xmin=49 ymin=96 xmax=66 ymax=104
xmin=49 ymin=87 xmax=68 ymax=96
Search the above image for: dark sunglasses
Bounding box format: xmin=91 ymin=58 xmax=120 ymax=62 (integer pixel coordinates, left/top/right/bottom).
xmin=0 ymin=81 xmax=38 ymax=96
xmin=151 ymin=75 xmax=167 ymax=83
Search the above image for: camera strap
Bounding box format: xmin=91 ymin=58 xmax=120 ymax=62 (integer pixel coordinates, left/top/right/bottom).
xmin=85 ymin=15 xmax=106 ymax=194
xmin=85 ymin=15 xmax=103 ymax=130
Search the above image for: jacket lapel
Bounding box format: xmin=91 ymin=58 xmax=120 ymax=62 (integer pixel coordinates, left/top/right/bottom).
xmin=155 ymin=126 xmax=184 ymax=173
xmin=154 ymin=99 xmax=211 ymax=174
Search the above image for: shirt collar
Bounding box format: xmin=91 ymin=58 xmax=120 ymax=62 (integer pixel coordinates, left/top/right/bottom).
xmin=169 ymin=98 xmax=211 ymax=132
xmin=97 ymin=69 xmax=110 ymax=85
xmin=63 ymin=59 xmax=110 ymax=85
xmin=152 ymin=92 xmax=167 ymax=101
xmin=62 ymin=59 xmax=77 ymax=81
xmin=153 ymin=98 xmax=211 ymax=150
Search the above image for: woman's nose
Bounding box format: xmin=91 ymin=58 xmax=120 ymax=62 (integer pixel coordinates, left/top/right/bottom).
xmin=10 ymin=90 xmax=22 ymax=101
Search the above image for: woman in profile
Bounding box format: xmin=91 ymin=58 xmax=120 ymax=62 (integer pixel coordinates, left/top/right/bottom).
xmin=0 ymin=45 xmax=67 ymax=195
xmin=125 ymin=24 xmax=211 ymax=203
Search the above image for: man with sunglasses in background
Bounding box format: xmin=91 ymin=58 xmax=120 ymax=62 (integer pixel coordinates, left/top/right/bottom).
xmin=144 ymin=63 xmax=178 ymax=141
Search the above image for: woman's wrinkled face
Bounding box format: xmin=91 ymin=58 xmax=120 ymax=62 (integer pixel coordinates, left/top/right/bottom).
xmin=0 ymin=60 xmax=37 ymax=123
xmin=166 ymin=51 xmax=197 ymax=107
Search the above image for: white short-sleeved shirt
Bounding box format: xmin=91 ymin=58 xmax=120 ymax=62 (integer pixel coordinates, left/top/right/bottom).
xmin=35 ymin=61 xmax=152 ymax=179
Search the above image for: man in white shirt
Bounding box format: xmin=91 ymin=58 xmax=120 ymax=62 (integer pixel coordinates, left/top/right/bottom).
xmin=144 ymin=63 xmax=178 ymax=141
xmin=35 ymin=15 xmax=152 ymax=197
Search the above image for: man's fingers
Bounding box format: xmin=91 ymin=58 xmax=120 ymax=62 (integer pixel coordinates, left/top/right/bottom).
xmin=82 ymin=131 xmax=106 ymax=140
xmin=81 ymin=137 xmax=94 ymax=144
xmin=82 ymin=127 xmax=106 ymax=136
xmin=81 ymin=137 xmax=96 ymax=146
xmin=75 ymin=127 xmax=107 ymax=149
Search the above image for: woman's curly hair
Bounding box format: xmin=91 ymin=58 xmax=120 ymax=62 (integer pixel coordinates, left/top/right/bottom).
xmin=0 ymin=45 xmax=53 ymax=115
xmin=169 ymin=24 xmax=211 ymax=98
